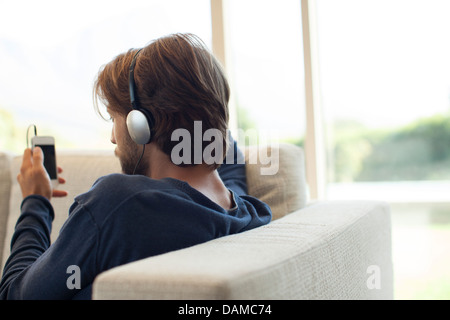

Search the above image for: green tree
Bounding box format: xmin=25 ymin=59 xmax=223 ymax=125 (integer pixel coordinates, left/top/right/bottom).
xmin=357 ymin=114 xmax=450 ymax=181
xmin=330 ymin=113 xmax=450 ymax=182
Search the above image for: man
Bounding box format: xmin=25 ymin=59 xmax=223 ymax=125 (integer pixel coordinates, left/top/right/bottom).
xmin=0 ymin=33 xmax=271 ymax=299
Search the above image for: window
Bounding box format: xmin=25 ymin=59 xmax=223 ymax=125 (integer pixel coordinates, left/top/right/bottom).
xmin=316 ymin=0 xmax=450 ymax=299
xmin=0 ymin=0 xmax=211 ymax=153
xmin=225 ymin=0 xmax=306 ymax=148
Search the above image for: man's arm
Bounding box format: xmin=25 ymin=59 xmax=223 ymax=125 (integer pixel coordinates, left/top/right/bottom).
xmin=0 ymin=147 xmax=96 ymax=299
xmin=0 ymin=196 xmax=54 ymax=299
xmin=217 ymin=133 xmax=247 ymax=196
xmin=0 ymin=195 xmax=98 ymax=299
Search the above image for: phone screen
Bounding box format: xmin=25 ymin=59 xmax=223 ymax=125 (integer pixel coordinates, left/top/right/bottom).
xmin=36 ymin=144 xmax=57 ymax=179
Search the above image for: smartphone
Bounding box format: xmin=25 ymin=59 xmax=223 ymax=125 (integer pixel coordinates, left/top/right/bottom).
xmin=31 ymin=136 xmax=58 ymax=186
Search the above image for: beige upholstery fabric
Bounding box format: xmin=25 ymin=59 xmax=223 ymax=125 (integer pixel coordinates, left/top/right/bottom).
xmin=92 ymin=201 xmax=393 ymax=300
xmin=245 ymin=144 xmax=307 ymax=220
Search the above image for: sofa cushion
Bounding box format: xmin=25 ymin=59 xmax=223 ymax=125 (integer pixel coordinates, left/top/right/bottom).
xmin=245 ymin=143 xmax=307 ymax=220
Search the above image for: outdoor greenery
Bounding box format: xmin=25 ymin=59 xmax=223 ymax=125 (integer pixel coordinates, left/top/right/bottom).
xmin=282 ymin=113 xmax=450 ymax=183
xmin=330 ymin=113 xmax=450 ymax=182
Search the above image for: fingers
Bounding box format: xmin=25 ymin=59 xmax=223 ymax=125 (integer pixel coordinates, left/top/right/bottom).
xmin=21 ymin=147 xmax=44 ymax=173
xmin=21 ymin=148 xmax=33 ymax=170
xmin=56 ymin=166 xmax=65 ymax=184
xmin=52 ymin=175 xmax=67 ymax=197
xmin=19 ymin=147 xmax=69 ymax=200
xmin=54 ymin=167 xmax=67 ymax=197
xmin=32 ymin=146 xmax=44 ymax=164
xmin=52 ymin=189 xmax=68 ymax=198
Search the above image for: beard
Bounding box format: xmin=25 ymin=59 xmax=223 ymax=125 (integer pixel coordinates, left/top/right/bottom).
xmin=115 ymin=137 xmax=149 ymax=176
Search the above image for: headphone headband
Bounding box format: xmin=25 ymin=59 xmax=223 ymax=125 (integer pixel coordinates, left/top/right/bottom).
xmin=129 ymin=48 xmax=143 ymax=110
xmin=127 ymin=48 xmax=155 ymax=145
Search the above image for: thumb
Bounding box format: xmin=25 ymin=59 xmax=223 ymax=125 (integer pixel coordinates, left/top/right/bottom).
xmin=33 ymin=146 xmax=44 ymax=164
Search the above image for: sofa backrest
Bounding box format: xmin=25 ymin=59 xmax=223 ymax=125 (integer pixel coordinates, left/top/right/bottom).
xmin=0 ymin=144 xmax=307 ymax=273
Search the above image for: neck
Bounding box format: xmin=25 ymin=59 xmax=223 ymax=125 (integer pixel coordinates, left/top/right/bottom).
xmin=145 ymin=144 xmax=232 ymax=210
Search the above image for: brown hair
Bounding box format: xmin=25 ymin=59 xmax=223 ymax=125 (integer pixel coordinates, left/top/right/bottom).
xmin=93 ymin=33 xmax=230 ymax=169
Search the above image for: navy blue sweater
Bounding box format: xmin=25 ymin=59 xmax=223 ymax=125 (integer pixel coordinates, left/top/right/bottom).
xmin=0 ymin=147 xmax=272 ymax=299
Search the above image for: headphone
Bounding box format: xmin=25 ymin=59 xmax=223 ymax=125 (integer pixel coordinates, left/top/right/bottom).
xmin=127 ymin=48 xmax=155 ymax=145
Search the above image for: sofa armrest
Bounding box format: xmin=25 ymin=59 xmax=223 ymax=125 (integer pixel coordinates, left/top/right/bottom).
xmin=92 ymin=200 xmax=393 ymax=300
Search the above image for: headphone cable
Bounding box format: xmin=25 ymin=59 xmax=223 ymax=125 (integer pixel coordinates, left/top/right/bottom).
xmin=132 ymin=144 xmax=146 ymax=175
xmin=26 ymin=124 xmax=37 ymax=149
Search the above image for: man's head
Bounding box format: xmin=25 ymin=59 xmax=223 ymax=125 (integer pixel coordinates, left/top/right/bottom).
xmin=93 ymin=33 xmax=230 ymax=174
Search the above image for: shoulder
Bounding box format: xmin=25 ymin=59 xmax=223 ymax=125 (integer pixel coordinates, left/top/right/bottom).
xmin=71 ymin=174 xmax=182 ymax=219
xmin=89 ymin=173 xmax=175 ymax=196
xmin=81 ymin=173 xmax=142 ymax=202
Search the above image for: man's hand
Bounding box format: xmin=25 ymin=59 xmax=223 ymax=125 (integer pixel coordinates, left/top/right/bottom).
xmin=17 ymin=147 xmax=67 ymax=200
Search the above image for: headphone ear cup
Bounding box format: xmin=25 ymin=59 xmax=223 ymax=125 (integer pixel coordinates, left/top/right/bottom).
xmin=126 ymin=109 xmax=152 ymax=145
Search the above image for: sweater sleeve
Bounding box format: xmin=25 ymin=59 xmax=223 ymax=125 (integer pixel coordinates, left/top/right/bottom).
xmin=0 ymin=196 xmax=99 ymax=300
xmin=218 ymin=134 xmax=248 ymax=196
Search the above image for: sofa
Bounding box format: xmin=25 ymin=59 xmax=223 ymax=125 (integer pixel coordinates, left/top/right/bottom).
xmin=0 ymin=144 xmax=393 ymax=299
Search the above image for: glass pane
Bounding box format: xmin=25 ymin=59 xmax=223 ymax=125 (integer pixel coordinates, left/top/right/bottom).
xmin=316 ymin=0 xmax=450 ymax=299
xmin=226 ymin=0 xmax=305 ymax=148
xmin=316 ymin=0 xmax=450 ymax=188
xmin=0 ymin=0 xmax=211 ymax=153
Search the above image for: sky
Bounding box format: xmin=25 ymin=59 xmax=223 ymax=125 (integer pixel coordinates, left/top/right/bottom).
xmin=0 ymin=0 xmax=211 ymax=48
xmin=316 ymin=0 xmax=450 ymax=129
xmin=0 ymin=0 xmax=212 ymax=150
